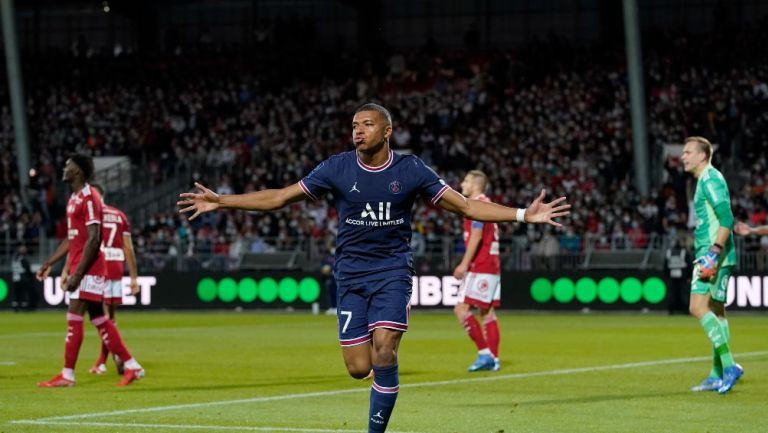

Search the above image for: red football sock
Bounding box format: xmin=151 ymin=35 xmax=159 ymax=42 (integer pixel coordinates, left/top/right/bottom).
xmin=462 ymin=313 xmax=488 ymax=351
xmin=64 ymin=313 xmax=85 ymax=369
xmin=92 ymin=316 xmax=132 ymax=363
xmin=484 ymin=317 xmax=500 ymax=358
xmin=96 ymin=339 xmax=109 ymax=365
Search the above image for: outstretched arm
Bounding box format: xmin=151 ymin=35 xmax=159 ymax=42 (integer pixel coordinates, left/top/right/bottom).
xmin=438 ymin=189 xmax=570 ymax=227
xmin=735 ymin=222 xmax=768 ymax=236
xmin=178 ymin=182 xmax=308 ymax=220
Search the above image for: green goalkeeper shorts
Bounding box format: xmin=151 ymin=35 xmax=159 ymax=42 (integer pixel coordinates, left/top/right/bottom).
xmin=691 ymin=264 xmax=732 ymax=303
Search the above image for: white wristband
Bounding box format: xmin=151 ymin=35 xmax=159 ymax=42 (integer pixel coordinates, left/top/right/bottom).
xmin=516 ymin=208 xmax=526 ymax=223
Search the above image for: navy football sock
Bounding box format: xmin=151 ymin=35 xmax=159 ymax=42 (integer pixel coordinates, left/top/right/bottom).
xmin=368 ymin=364 xmax=399 ymax=433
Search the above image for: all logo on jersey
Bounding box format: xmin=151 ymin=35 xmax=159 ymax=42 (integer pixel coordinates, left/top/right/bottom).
xmin=361 ymin=202 xmax=391 ymax=220
xmin=389 ymin=180 xmax=402 ymax=194
xmin=345 ymin=202 xmax=405 ymax=227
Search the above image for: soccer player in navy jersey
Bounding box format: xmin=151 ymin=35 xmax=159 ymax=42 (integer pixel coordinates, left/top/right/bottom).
xmin=178 ymin=103 xmax=570 ymax=432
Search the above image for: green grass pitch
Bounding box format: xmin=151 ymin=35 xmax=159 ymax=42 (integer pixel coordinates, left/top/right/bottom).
xmin=1 ymin=311 xmax=766 ymax=433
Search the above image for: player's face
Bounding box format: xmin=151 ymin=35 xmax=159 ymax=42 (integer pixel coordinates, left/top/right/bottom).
xmin=460 ymin=175 xmax=475 ymax=197
xmin=681 ymin=141 xmax=706 ymax=173
xmin=62 ymin=159 xmax=79 ymax=182
xmin=351 ymin=111 xmax=392 ymax=153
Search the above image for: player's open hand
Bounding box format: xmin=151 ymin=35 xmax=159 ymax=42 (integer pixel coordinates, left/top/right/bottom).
xmin=734 ymin=222 xmax=751 ymax=236
xmin=177 ymin=182 xmax=221 ymax=220
xmin=36 ymin=263 xmax=51 ymax=282
xmin=524 ymin=189 xmax=570 ymax=227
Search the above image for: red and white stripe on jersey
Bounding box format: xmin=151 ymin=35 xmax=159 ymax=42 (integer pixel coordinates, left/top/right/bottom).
xmin=298 ymin=180 xmax=318 ymax=202
xmin=372 ymin=382 xmax=399 ymax=394
xmin=357 ymin=150 xmax=393 ymax=172
xmin=430 ymin=184 xmax=451 ymax=205
xmin=339 ymin=334 xmax=372 ymax=347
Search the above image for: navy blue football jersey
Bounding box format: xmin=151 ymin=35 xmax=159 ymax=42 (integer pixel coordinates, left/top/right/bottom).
xmin=300 ymin=150 xmax=450 ymax=283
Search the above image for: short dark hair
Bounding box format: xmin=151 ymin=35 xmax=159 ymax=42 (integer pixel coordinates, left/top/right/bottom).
xmin=69 ymin=154 xmax=95 ymax=181
xmin=91 ymin=183 xmax=105 ymax=200
xmin=355 ymin=103 xmax=392 ymax=125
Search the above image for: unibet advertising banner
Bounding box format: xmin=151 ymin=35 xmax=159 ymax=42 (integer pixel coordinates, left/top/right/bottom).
xmin=1 ymin=272 xmax=766 ymax=311
xmin=0 ymin=272 xmax=323 ymax=310
xmin=411 ymin=272 xmax=668 ymax=310
xmin=412 ymin=271 xmax=768 ymax=311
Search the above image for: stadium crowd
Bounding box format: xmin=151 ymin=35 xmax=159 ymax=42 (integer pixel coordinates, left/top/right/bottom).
xmin=2 ymin=21 xmax=768 ymax=268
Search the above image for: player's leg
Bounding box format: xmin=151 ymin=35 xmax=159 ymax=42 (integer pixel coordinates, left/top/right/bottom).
xmin=708 ymin=267 xmax=742 ymax=393
xmin=689 ymin=291 xmax=724 ymax=391
xmin=454 ymin=273 xmax=490 ymax=365
xmin=482 ymin=277 xmax=502 ymax=370
xmin=457 ymin=273 xmax=497 ymax=372
xmin=689 ymin=266 xmax=737 ymax=392
xmin=107 ymin=302 xmax=126 ymax=374
xmin=338 ymin=285 xmax=373 ymax=378
xmin=711 ymin=298 xmax=744 ymax=392
xmin=369 ymin=328 xmax=403 ymax=432
xmin=80 ymin=276 xmax=143 ymax=386
xmin=480 ymin=307 xmax=500 ymax=371
xmin=99 ymin=280 xmax=125 ymax=374
xmin=91 ymin=301 xmax=114 ymax=375
xmin=454 ymin=301 xmax=490 ymax=361
xmin=366 ymin=278 xmax=410 ymax=433
xmin=342 ymin=344 xmax=373 ymax=378
xmin=87 ymin=300 xmax=143 ymax=386
xmin=705 ymin=298 xmax=724 ymax=380
xmin=37 ymin=299 xmax=88 ymax=387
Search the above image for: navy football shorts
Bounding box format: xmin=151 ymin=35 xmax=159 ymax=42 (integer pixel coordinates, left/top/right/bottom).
xmin=336 ymin=276 xmax=412 ymax=347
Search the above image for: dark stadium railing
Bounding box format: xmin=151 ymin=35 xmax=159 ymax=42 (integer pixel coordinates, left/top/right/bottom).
xmin=0 ymin=231 xmax=53 ymax=273
xmin=3 ymin=232 xmax=767 ymax=273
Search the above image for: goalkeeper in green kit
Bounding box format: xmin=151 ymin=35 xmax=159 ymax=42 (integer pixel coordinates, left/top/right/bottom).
xmin=681 ymin=136 xmax=743 ymax=394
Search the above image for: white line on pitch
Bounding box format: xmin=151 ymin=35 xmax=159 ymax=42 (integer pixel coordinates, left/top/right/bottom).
xmin=0 ymin=327 xmax=236 ymax=340
xmin=0 ymin=323 xmax=314 ymax=340
xmin=0 ymin=361 xmax=15 ymax=366
xmin=0 ymin=331 xmax=62 ymax=339
xmin=10 ymin=420 xmax=420 ymax=433
xmin=15 ymin=350 xmax=768 ymax=425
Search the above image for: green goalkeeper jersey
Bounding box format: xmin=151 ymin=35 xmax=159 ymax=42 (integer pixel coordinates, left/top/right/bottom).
xmin=692 ymin=165 xmax=736 ymax=266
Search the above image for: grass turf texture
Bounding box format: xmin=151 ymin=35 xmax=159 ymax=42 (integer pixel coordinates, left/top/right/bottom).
xmin=0 ymin=311 xmax=766 ymax=433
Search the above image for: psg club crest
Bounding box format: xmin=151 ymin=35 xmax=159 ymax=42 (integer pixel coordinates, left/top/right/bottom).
xmin=389 ymin=180 xmax=402 ymax=194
